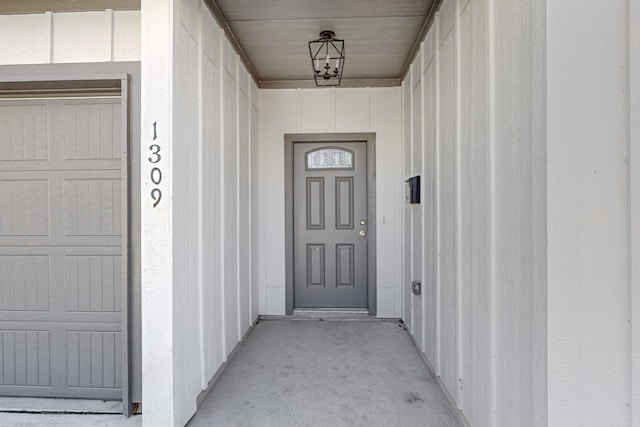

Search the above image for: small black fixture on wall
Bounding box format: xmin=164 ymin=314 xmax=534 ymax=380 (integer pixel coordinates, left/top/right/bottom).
xmin=411 ymin=281 xmax=422 ymax=296
xmin=405 ymin=176 xmax=420 ymax=204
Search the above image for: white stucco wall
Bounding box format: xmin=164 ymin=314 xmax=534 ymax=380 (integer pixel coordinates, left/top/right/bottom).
xmin=401 ymin=0 xmax=547 ymax=426
xmin=0 ymin=10 xmax=140 ymax=64
xmin=547 ymin=1 xmax=637 ymax=426
xmin=258 ymin=87 xmax=404 ymax=318
xmin=141 ymin=0 xmax=259 ymax=425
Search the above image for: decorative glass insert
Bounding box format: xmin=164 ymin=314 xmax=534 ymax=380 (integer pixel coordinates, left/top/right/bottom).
xmin=306 ymin=148 xmax=354 ymax=170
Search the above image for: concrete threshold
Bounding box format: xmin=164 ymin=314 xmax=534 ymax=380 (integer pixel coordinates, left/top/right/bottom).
xmin=0 ymin=398 xmax=140 ymax=427
xmin=263 ymin=310 xmax=400 ymax=321
xmin=0 ymin=397 xmax=121 ymax=414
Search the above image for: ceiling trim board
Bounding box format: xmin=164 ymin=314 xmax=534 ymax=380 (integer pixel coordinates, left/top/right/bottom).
xmin=399 ymin=0 xmax=443 ymax=80
xmin=227 ymin=15 xmax=428 ymax=23
xmin=203 ymin=0 xmax=260 ymax=85
xmin=259 ymin=79 xmax=401 ymax=89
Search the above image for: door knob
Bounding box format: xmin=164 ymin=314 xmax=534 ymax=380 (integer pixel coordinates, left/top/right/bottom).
xmin=359 ymin=230 xmax=367 ymax=238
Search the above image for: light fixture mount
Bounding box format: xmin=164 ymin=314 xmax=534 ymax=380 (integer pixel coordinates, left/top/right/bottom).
xmin=309 ymin=30 xmax=345 ymax=87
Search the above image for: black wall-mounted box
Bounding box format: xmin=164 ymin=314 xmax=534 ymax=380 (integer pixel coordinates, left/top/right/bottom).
xmin=406 ymin=176 xmax=420 ymax=204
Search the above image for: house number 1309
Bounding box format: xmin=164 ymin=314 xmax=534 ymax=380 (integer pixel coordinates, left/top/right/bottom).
xmin=149 ymin=122 xmax=162 ymax=208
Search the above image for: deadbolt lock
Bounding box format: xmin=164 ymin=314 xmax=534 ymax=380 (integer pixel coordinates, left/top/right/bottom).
xmin=360 ymin=219 xmax=366 ymax=225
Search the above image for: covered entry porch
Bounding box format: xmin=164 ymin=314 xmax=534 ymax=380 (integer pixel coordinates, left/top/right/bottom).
xmin=0 ymin=0 xmax=638 ymax=426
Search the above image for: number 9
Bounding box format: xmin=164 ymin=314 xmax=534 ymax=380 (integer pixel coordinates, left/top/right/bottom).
xmin=151 ymin=188 xmax=162 ymax=208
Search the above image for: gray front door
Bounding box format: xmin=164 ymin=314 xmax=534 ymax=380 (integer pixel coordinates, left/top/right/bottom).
xmin=293 ymin=142 xmax=368 ymax=309
xmin=0 ymin=97 xmax=125 ymax=399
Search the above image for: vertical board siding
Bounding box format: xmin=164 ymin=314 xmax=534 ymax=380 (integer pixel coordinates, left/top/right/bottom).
xmin=260 ymin=87 xmax=402 ymax=317
xmin=0 ymin=10 xmax=141 ymax=65
xmin=238 ymin=89 xmax=251 ymax=335
xmin=250 ymin=101 xmax=260 ymax=322
xmin=51 ymin=12 xmax=111 ymax=63
xmin=401 ymin=0 xmax=546 ymax=426
xmin=222 ymin=68 xmax=239 ymax=356
xmin=548 ymin=0 xmax=629 ymax=426
xmin=402 ymin=86 xmax=413 ymax=333
xmin=422 ymin=48 xmax=438 ymax=369
xmin=369 ymin=88 xmax=399 ymax=318
xmin=142 ymin=1 xmax=260 ymax=424
xmin=411 ymin=79 xmax=424 ymax=351
xmin=173 ymin=14 xmax=202 ymax=422
xmin=201 ymin=10 xmax=224 ymax=381
xmin=438 ymin=8 xmax=458 ymax=395
xmin=458 ymin=0 xmax=491 ymax=424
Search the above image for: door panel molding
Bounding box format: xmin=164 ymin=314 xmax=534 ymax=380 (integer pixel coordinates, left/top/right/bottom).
xmin=306 ymin=177 xmax=325 ymax=230
xmin=335 ymin=177 xmax=354 ymax=230
xmin=284 ymin=133 xmax=376 ymax=315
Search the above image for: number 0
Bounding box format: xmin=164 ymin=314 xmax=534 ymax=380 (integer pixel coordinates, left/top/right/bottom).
xmin=151 ymin=167 xmax=162 ymax=185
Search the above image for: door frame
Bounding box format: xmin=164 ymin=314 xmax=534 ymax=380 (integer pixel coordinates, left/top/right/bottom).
xmin=0 ymin=62 xmax=141 ymax=416
xmin=284 ymin=133 xmax=377 ymax=316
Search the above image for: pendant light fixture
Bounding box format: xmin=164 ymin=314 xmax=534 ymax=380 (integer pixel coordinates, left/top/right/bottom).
xmin=309 ymin=30 xmax=345 ymax=87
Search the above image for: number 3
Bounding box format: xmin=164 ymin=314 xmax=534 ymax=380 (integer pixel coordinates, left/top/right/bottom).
xmin=149 ymin=144 xmax=161 ymax=163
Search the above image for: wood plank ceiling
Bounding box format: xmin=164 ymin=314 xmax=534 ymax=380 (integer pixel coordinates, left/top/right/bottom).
xmin=213 ymin=0 xmax=436 ymax=87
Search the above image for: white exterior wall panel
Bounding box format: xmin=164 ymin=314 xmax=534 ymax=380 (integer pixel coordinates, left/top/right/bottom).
xmin=141 ymin=1 xmax=258 ymax=425
xmin=260 ymin=87 xmax=403 ymax=317
xmin=401 ymin=0 xmax=546 ymax=426
xmin=0 ymin=11 xmax=141 ymax=65
xmin=411 ymin=75 xmax=424 ymax=352
xmin=457 ymin=0 xmax=491 ymax=424
xmin=548 ymin=1 xmax=634 ymax=426
xmin=402 ymin=81 xmax=412 ymax=332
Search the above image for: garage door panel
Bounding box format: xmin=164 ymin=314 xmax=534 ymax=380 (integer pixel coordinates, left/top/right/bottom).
xmin=63 ymin=178 xmax=122 ymax=237
xmin=65 ymin=255 xmax=121 ymax=313
xmin=0 ymin=179 xmax=49 ymax=236
xmin=1 ymin=322 xmax=121 ymax=395
xmin=63 ymin=103 xmax=121 ymax=161
xmin=0 ymin=255 xmax=50 ymax=311
xmin=0 ymin=97 xmax=125 ymax=400
xmin=66 ymin=330 xmax=121 ymax=389
xmin=0 ymin=104 xmax=48 ymax=162
xmin=1 ymin=330 xmax=50 ymax=387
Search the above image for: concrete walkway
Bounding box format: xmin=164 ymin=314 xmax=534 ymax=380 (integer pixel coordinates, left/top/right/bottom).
xmin=188 ymin=318 xmax=463 ymax=427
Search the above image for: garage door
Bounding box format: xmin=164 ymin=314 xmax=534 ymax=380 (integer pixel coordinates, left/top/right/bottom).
xmin=0 ymin=96 xmax=126 ymax=400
